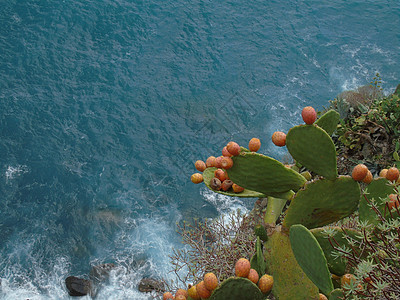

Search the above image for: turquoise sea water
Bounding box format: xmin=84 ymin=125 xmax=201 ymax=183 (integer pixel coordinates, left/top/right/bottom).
xmin=0 ymin=1 xmax=399 ymax=299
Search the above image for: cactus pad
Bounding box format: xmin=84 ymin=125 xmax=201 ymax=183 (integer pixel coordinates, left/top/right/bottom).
xmin=359 ymin=178 xmax=395 ymax=225
xmin=254 ymin=224 xmax=268 ymax=242
xmin=250 ymin=237 xmax=267 ymax=277
xmin=283 ymin=176 xmax=360 ymax=229
xmin=203 ymin=167 xmax=266 ymax=198
xmin=290 ymin=224 xmax=334 ymax=295
xmin=328 ymin=288 xmax=345 ymax=300
xmin=311 ymin=227 xmax=361 ymax=276
xmin=286 ymin=125 xmax=338 ymax=180
xmin=227 ymin=152 xmax=306 ymax=195
xmin=264 ymin=196 xmax=289 ymax=225
xmin=315 ymin=110 xmax=340 ymax=136
xmin=209 ymin=277 xmax=265 ymax=300
xmin=264 ymin=230 xmax=319 ymax=300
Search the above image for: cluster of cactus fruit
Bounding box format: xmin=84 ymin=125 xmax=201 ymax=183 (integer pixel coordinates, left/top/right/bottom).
xmin=186 ymin=105 xmax=400 ymax=299
xmin=162 ymin=255 xmax=274 ymax=300
xmin=191 ymin=139 xmax=263 ymax=195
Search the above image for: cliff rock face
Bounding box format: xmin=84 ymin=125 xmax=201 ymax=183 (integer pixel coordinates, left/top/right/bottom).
xmin=395 ymin=84 xmax=400 ymax=96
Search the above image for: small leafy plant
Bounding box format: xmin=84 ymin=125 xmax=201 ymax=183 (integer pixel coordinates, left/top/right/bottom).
xmin=331 ymin=78 xmax=400 ymax=173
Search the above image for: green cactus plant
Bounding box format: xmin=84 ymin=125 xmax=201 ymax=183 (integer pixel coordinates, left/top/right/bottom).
xmin=328 ymin=288 xmax=345 ymax=300
xmin=203 ymin=167 xmax=266 ymax=198
xmin=289 ymin=224 xmax=334 ymax=295
xmin=286 ymin=125 xmax=338 ymax=180
xmin=283 ymin=176 xmax=360 ymax=229
xmin=265 ymin=229 xmax=319 ymax=299
xmin=315 ymin=109 xmax=340 ymax=136
xmin=227 ymin=152 xmax=307 ymax=195
xmin=189 ymin=109 xmax=363 ymax=299
xmin=264 ymin=195 xmax=292 ymax=225
xmin=208 ymin=277 xmax=266 ymax=300
xmin=254 ymin=224 xmax=268 ymax=242
xmin=250 ymin=237 xmax=267 ymax=277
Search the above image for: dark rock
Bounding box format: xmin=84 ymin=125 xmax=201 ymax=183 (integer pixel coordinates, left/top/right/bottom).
xmin=89 ymin=263 xmax=116 ymax=283
xmin=65 ymin=276 xmax=92 ymax=297
xmin=89 ymin=263 xmax=117 ymax=298
xmin=138 ymin=277 xmax=165 ymax=293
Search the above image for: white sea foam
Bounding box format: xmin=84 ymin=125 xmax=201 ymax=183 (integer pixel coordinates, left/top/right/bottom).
xmin=0 ymin=256 xmax=72 ymax=300
xmin=5 ymin=164 xmax=28 ymax=182
xmin=0 ymin=214 xmax=185 ymax=300
xmin=200 ymin=187 xmax=248 ymax=215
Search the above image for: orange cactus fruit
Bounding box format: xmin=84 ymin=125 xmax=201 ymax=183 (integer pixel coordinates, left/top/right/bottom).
xmin=235 ymin=258 xmax=251 ymax=277
xmin=222 ymin=146 xmax=233 ymax=157
xmin=341 ymin=273 xmax=355 ymax=289
xmin=362 ymin=170 xmax=373 ymax=184
xmin=206 ymin=156 xmax=217 ymax=168
xmin=388 ymin=194 xmax=399 ymax=210
xmin=386 ymin=167 xmax=400 ymax=182
xmin=194 ymin=160 xmax=206 ymax=172
xmin=232 ymin=183 xmax=244 ymax=193
xmin=175 ymin=288 xmax=188 ymax=298
xmin=196 ymin=281 xmax=211 ymax=299
xmin=214 ymin=156 xmax=222 ymax=168
xmin=351 ymin=164 xmax=368 ymax=181
xmin=163 ymin=292 xmax=174 ymax=300
xmin=175 ymin=295 xmax=186 ymax=300
xmin=301 ymin=106 xmax=317 ymax=125
xmin=319 ymin=293 xmax=328 ymax=300
xmin=221 ymin=156 xmax=234 ymax=169
xmin=379 ymin=169 xmax=388 ymax=178
xmin=271 ymin=131 xmax=286 ymax=147
xmin=214 ymin=169 xmax=227 ymax=182
xmin=187 ymin=285 xmax=200 ymax=300
xmin=249 ymin=138 xmax=261 ymax=152
xmin=258 ymin=274 xmax=273 ymax=294
xmin=221 ymin=179 xmax=233 ymax=191
xmin=247 ymin=268 xmax=259 ymax=284
xmin=203 ymin=272 xmax=219 ymax=291
xmin=191 ymin=173 xmax=203 ymax=184
xmin=210 ymin=177 xmax=222 ymax=191
xmin=226 ymin=141 xmax=241 ymax=156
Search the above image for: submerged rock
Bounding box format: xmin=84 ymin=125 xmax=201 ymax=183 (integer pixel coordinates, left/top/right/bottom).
xmin=138 ymin=277 xmax=165 ymax=293
xmin=89 ymin=263 xmax=117 ymax=297
xmin=65 ymin=276 xmax=92 ymax=297
xmin=89 ymin=263 xmax=116 ymax=283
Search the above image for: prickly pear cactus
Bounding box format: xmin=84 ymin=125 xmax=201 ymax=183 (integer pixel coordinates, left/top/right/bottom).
xmin=208 ymin=277 xmax=265 ymax=300
xmin=359 ymin=178 xmax=396 ymax=225
xmin=227 ymin=152 xmax=307 ymax=195
xmin=264 ymin=196 xmax=291 ymax=225
xmin=254 ymin=224 xmax=268 ymax=242
xmin=203 ymin=167 xmax=266 ymax=198
xmin=286 ymin=125 xmax=338 ymax=180
xmin=315 ymin=109 xmax=340 ymax=136
xmin=328 ymin=288 xmax=345 ymax=300
xmin=264 ymin=230 xmax=319 ymax=300
xmin=250 ymin=237 xmax=266 ymax=277
xmin=283 ymin=176 xmax=360 ymax=229
xmin=189 ymin=105 xmax=364 ymax=300
xmin=289 ymin=225 xmax=334 ymax=295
